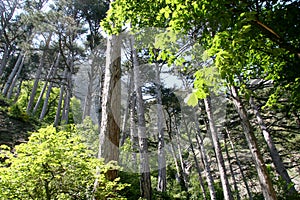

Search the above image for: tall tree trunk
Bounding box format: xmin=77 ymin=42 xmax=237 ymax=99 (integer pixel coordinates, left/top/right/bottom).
xmin=7 ymin=54 xmax=26 ymax=99
xmin=155 ymin=62 xmax=167 ymax=192
xmin=174 ymin=120 xmax=189 ymax=190
xmin=193 ymin=110 xmax=217 ymax=200
xmin=0 ymin=43 xmax=9 ymax=76
xmin=184 ymin=118 xmax=207 ymax=200
xmin=131 ymin=36 xmax=152 ymax=199
xmin=54 ymin=68 xmax=67 ymax=127
xmin=2 ymin=53 xmax=25 ymax=97
xmin=249 ymin=96 xmax=296 ymax=194
xmin=230 ymin=85 xmax=277 ymax=200
xmin=225 ymin=127 xmax=253 ymax=200
xmin=26 ymin=33 xmax=52 ymax=114
xmin=39 ymin=81 xmax=54 ymax=121
xmin=165 ymin=114 xmax=182 ymax=184
xmin=204 ymin=96 xmax=233 ymax=200
xmin=97 ymin=33 xmax=121 ymax=180
xmin=34 ymin=52 xmax=60 ymax=115
xmin=129 ymin=88 xmax=138 ymax=172
xmin=224 ymin=134 xmax=240 ymax=200
xmin=61 ymin=69 xmax=72 ymax=124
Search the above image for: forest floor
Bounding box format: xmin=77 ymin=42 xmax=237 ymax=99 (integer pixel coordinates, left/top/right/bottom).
xmin=0 ymin=99 xmax=35 ymax=148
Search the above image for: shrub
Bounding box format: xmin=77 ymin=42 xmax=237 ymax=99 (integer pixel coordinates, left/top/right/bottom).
xmin=0 ymin=125 xmax=128 ymax=200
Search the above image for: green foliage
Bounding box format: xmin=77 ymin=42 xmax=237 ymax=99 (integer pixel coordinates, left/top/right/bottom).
xmin=0 ymin=125 xmax=128 ymax=200
xmin=7 ymin=104 xmax=30 ymax=122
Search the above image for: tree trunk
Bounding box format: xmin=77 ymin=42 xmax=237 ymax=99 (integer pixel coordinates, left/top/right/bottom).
xmin=61 ymin=68 xmax=72 ymax=124
xmin=0 ymin=43 xmax=9 ymax=76
xmin=155 ymin=62 xmax=167 ymax=192
xmin=224 ymin=134 xmax=240 ymax=200
xmin=204 ymin=96 xmax=233 ymax=200
xmin=131 ymin=36 xmax=152 ymax=199
xmin=97 ymin=33 xmax=121 ymax=180
xmin=225 ymin=127 xmax=253 ymax=200
xmin=54 ymin=68 xmax=67 ymax=127
xmin=249 ymin=96 xmax=296 ymax=194
xmin=193 ymin=110 xmax=217 ymax=200
xmin=34 ymin=52 xmax=60 ymax=115
xmin=230 ymin=85 xmax=277 ymax=200
xmin=184 ymin=118 xmax=207 ymax=200
xmin=26 ymin=33 xmax=52 ymax=114
xmin=2 ymin=53 xmax=25 ymax=97
xmin=129 ymin=88 xmax=138 ymax=171
xmin=7 ymin=54 xmax=26 ymax=99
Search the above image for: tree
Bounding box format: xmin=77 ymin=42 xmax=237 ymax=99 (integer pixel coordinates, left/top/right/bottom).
xmin=97 ymin=0 xmax=121 ymax=180
xmin=131 ymin=36 xmax=152 ymax=199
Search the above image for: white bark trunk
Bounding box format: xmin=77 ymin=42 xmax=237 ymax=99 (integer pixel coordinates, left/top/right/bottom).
xmin=131 ymin=36 xmax=152 ymax=199
xmin=204 ymin=96 xmax=233 ymax=200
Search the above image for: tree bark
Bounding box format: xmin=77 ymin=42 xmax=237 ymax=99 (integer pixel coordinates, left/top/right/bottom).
xmin=34 ymin=52 xmax=60 ymax=115
xmin=2 ymin=53 xmax=25 ymax=97
xmin=54 ymin=68 xmax=67 ymax=127
xmin=193 ymin=110 xmax=217 ymax=200
xmin=184 ymin=117 xmax=207 ymax=200
xmin=230 ymin=85 xmax=277 ymax=200
xmin=224 ymin=134 xmax=240 ymax=200
xmin=225 ymin=127 xmax=253 ymax=200
xmin=26 ymin=33 xmax=52 ymax=114
xmin=204 ymin=96 xmax=233 ymax=200
xmin=6 ymin=53 xmax=26 ymax=99
xmin=249 ymin=96 xmax=296 ymax=194
xmin=131 ymin=36 xmax=152 ymax=199
xmin=155 ymin=62 xmax=167 ymax=192
xmin=97 ymin=33 xmax=121 ymax=180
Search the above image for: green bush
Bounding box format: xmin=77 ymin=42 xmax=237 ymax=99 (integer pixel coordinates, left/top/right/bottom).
xmin=0 ymin=125 xmax=128 ymax=200
xmin=8 ymin=104 xmax=30 ymax=122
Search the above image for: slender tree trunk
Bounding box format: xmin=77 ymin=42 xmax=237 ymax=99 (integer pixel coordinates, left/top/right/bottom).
xmin=2 ymin=53 xmax=25 ymax=97
xmin=184 ymin=118 xmax=207 ymax=200
xmin=225 ymin=127 xmax=253 ymax=200
xmin=174 ymin=121 xmax=189 ymax=189
xmin=54 ymin=68 xmax=67 ymax=126
xmin=61 ymin=68 xmax=72 ymax=124
xmin=0 ymin=43 xmax=9 ymax=76
xmin=249 ymin=96 xmax=296 ymax=194
xmin=130 ymin=88 xmax=138 ymax=172
xmin=224 ymin=134 xmax=240 ymax=200
xmin=26 ymin=34 xmax=52 ymax=114
xmin=34 ymin=52 xmax=60 ymax=115
xmin=7 ymin=54 xmax=25 ymax=99
xmin=39 ymin=81 xmax=53 ymax=121
xmin=204 ymin=96 xmax=233 ymax=200
xmin=165 ymin=115 xmax=182 ymax=184
xmin=193 ymin=110 xmax=217 ymax=200
xmin=131 ymin=36 xmax=152 ymax=199
xmin=155 ymin=62 xmax=167 ymax=192
xmin=230 ymin=85 xmax=277 ymax=200
xmin=97 ymin=33 xmax=121 ymax=180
